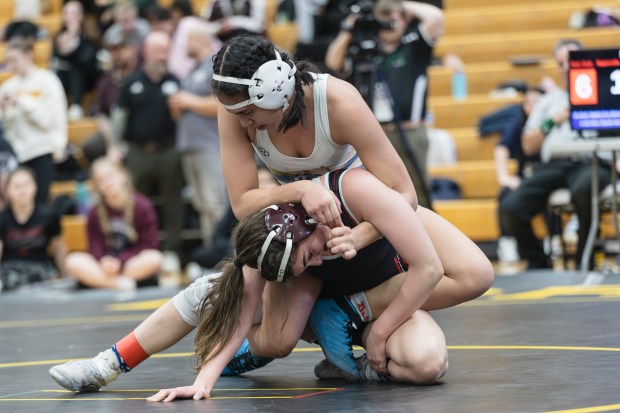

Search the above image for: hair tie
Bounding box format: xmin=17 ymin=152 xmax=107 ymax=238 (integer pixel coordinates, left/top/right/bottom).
xmin=233 ymin=258 xmax=243 ymax=269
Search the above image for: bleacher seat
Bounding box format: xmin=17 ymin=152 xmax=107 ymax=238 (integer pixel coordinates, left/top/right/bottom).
xmin=436 ymin=27 xmax=619 ymax=64
xmin=447 ymin=128 xmax=500 ymax=161
xmin=68 ymin=118 xmax=99 ymax=147
xmin=429 ymin=94 xmax=521 ymax=129
xmin=429 ymin=159 xmax=517 ymax=199
xmin=428 ymin=60 xmax=559 ymax=97
xmin=0 ymin=72 xmax=11 ymax=85
xmin=444 ymin=0 xmax=593 ymax=9
xmin=443 ymin=1 xmax=619 ymax=35
xmin=61 ymin=215 xmax=88 ymax=252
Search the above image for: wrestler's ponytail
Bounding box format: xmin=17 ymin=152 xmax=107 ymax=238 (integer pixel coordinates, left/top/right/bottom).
xmin=194 ymin=210 xmax=297 ymax=368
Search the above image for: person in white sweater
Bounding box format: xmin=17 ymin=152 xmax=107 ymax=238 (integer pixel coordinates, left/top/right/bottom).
xmin=0 ymin=37 xmax=67 ymax=203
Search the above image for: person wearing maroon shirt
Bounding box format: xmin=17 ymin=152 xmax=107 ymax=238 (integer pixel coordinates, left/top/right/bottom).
xmin=64 ymin=158 xmax=163 ymax=290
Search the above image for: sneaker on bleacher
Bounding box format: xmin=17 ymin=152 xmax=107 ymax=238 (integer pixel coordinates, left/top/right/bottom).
xmin=497 ymin=236 xmax=520 ymax=263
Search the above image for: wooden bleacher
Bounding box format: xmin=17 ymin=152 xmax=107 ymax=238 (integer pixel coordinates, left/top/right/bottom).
xmin=444 ymin=0 xmax=597 ymax=9
xmin=423 ymin=0 xmax=620 ymax=245
xmin=428 ymin=60 xmax=559 ymax=97
xmin=0 ymin=71 xmax=10 ymax=85
xmin=61 ymin=215 xmax=88 ymax=252
xmin=429 ymin=160 xmax=517 ymax=199
xmin=157 ymin=0 xmax=206 ymax=13
xmin=0 ymin=0 xmax=63 ymax=36
xmin=433 ymin=199 xmax=500 ymax=241
xmin=444 ymin=1 xmax=619 ymax=35
xmin=68 ymin=118 xmax=99 ymax=147
xmin=448 ymin=128 xmax=500 ymax=162
xmin=50 ymin=180 xmax=93 ymax=200
xmin=0 ymin=1 xmax=14 ymax=19
xmin=35 ymin=14 xmax=62 ymax=37
xmin=435 ymin=27 xmax=619 ymax=64
xmin=429 ymin=94 xmax=521 ymax=129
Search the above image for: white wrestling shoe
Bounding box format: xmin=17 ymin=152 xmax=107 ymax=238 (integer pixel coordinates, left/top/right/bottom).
xmin=49 ymin=349 xmax=121 ymax=392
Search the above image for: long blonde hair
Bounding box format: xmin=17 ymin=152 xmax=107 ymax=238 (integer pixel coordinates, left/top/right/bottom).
xmin=193 ymin=209 xmax=298 ymax=369
xmin=90 ymin=158 xmax=138 ymax=245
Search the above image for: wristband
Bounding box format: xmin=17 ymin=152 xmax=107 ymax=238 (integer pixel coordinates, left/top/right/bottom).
xmin=540 ymin=118 xmax=555 ymax=135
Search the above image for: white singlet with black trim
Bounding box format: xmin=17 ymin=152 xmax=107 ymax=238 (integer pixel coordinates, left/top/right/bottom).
xmin=252 ymin=73 xmax=362 ymax=184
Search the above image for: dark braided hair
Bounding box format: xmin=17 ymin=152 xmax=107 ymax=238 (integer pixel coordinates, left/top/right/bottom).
xmin=212 ymin=34 xmax=318 ymax=132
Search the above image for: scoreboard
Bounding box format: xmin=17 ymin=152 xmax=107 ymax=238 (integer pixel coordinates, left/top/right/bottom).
xmin=569 ymin=48 xmax=620 ymax=136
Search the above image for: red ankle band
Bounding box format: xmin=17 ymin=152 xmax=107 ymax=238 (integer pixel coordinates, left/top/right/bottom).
xmin=115 ymin=331 xmax=149 ymax=369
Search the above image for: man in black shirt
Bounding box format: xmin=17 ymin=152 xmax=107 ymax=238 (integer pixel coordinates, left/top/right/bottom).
xmin=109 ymin=31 xmax=184 ymax=256
xmin=325 ymin=0 xmax=444 ymax=208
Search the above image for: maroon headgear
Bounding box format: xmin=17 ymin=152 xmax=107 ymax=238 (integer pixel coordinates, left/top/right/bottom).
xmin=257 ymin=204 xmax=317 ymax=281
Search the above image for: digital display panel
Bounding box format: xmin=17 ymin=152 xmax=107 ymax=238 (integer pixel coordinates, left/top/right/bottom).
xmin=569 ymin=48 xmax=620 ymax=135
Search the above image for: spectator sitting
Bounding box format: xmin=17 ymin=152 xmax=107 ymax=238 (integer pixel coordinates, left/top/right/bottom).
xmin=64 ymin=158 xmax=163 ymax=290
xmin=0 ymin=37 xmax=68 ymax=204
xmin=0 ymin=167 xmax=67 ymax=293
xmin=499 ymin=39 xmax=612 ymax=270
xmin=201 ymin=0 xmax=266 ymax=42
xmin=491 ymin=86 xmax=544 ymax=266
xmin=51 ymin=1 xmax=101 ymax=121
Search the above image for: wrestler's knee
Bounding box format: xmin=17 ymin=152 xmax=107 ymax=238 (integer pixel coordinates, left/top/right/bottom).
xmin=461 ymin=256 xmax=495 ymax=300
xmin=473 ymin=258 xmax=495 ymax=295
xmin=393 ymin=344 xmax=448 ymax=385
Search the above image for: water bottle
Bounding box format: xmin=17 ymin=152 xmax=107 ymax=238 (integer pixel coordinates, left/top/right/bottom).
xmin=75 ymin=180 xmax=90 ymax=216
xmin=451 ymin=70 xmax=468 ymax=101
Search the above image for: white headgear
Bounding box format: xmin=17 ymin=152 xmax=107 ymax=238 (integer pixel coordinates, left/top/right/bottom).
xmin=212 ymin=49 xmax=297 ymax=110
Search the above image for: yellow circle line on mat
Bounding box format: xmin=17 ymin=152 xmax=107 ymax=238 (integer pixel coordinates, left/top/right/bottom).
xmin=3 ymin=345 xmax=620 ymax=369
xmin=0 ymin=314 xmax=149 ymax=329
xmin=543 ymin=403 xmax=620 ymax=413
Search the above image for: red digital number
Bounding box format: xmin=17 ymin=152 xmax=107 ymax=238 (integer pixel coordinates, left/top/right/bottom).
xmin=570 ymin=68 xmax=598 ymax=105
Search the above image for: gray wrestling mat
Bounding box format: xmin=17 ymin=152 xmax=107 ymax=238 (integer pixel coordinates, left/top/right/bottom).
xmin=2 ymin=270 xmax=620 ymax=413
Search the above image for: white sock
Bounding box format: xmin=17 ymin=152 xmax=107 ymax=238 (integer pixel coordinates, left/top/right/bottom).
xmin=92 ymin=348 xmax=122 ymax=384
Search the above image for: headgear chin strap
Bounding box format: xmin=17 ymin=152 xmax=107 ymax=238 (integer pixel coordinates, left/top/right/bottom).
xmin=257 ymin=204 xmax=316 ymax=282
xmin=213 ymin=49 xmax=297 ymax=110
